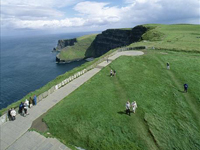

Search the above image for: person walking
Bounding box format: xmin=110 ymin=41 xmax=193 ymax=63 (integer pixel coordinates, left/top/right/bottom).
xmin=131 ymin=101 xmax=138 ymax=113
xmin=184 ymin=83 xmax=188 ymax=93
xmin=125 ymin=101 xmax=131 ymax=116
xmin=113 ymin=70 xmax=116 ymax=76
xmin=167 ymin=62 xmax=170 ymax=69
xmin=110 ymin=69 xmax=113 ymax=77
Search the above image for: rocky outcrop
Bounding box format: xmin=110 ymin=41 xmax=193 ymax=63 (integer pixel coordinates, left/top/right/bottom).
xmin=90 ymin=25 xmax=147 ymax=57
xmin=56 ymin=38 xmax=77 ymax=50
xmin=55 ymin=25 xmax=148 ymax=62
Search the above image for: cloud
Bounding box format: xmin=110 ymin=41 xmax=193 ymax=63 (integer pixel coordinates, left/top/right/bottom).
xmin=1 ymin=0 xmax=83 ymax=8
xmin=1 ymin=5 xmax=64 ymax=20
xmin=1 ymin=0 xmax=200 ymax=34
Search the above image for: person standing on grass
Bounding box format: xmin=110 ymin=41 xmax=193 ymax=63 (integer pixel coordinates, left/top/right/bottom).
xmin=113 ymin=70 xmax=116 ymax=76
xmin=184 ymin=83 xmax=188 ymax=93
xmin=110 ymin=69 xmax=113 ymax=77
xmin=125 ymin=101 xmax=131 ymax=116
xmin=167 ymin=62 xmax=170 ymax=69
xmin=131 ymin=101 xmax=137 ymax=113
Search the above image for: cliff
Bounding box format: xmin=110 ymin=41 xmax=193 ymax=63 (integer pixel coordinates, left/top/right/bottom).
xmin=56 ymin=25 xmax=148 ymax=62
xmin=88 ymin=25 xmax=147 ymax=57
xmin=56 ymin=38 xmax=77 ymax=50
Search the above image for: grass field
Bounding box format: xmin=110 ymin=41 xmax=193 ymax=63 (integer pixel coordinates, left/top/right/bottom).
xmin=43 ymin=50 xmax=200 ymax=150
xmin=58 ymin=34 xmax=97 ymax=61
xmin=129 ymin=24 xmax=200 ymax=52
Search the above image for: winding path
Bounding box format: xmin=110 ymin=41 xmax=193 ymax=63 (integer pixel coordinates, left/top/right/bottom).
xmin=0 ymin=51 xmax=144 ymax=150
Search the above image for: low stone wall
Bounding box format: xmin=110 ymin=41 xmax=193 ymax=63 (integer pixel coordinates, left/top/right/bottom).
xmin=118 ymin=46 xmax=147 ymax=52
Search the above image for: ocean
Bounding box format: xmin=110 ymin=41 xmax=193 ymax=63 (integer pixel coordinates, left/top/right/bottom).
xmin=0 ymin=33 xmax=90 ymax=109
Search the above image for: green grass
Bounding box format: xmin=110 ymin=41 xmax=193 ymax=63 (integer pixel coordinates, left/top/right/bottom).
xmin=43 ymin=50 xmax=200 ymax=150
xmin=130 ymin=24 xmax=200 ymax=52
xmin=58 ymin=34 xmax=97 ymax=61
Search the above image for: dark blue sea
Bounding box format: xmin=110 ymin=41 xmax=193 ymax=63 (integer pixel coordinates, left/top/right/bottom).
xmin=0 ymin=33 xmax=90 ymax=109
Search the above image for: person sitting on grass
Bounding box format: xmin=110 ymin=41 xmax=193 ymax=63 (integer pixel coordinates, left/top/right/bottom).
xmin=125 ymin=101 xmax=131 ymax=116
xmin=184 ymin=83 xmax=188 ymax=93
xmin=10 ymin=108 xmax=16 ymax=121
xmin=131 ymin=101 xmax=137 ymax=113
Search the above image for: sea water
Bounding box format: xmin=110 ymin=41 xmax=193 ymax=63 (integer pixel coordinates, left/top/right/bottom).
xmin=0 ymin=33 xmax=89 ymax=109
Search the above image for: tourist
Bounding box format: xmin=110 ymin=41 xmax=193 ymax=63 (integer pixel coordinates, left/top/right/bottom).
xmin=33 ymin=95 xmax=37 ymax=105
xmin=131 ymin=101 xmax=137 ymax=113
xmin=19 ymin=102 xmax=24 ymax=114
xmin=107 ymin=58 xmax=109 ymax=63
xmin=167 ymin=62 xmax=170 ymax=69
xmin=184 ymin=83 xmax=188 ymax=93
xmin=24 ymin=99 xmax=29 ymax=116
xmin=29 ymin=97 xmax=33 ymax=108
xmin=113 ymin=70 xmax=116 ymax=76
xmin=8 ymin=108 xmax=12 ymax=121
xmin=110 ymin=69 xmax=113 ymax=77
xmin=10 ymin=108 xmax=16 ymax=121
xmin=125 ymin=101 xmax=131 ymax=116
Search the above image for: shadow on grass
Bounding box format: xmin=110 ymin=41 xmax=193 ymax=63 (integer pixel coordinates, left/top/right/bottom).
xmin=178 ymin=90 xmax=185 ymax=93
xmin=118 ymin=111 xmax=133 ymax=115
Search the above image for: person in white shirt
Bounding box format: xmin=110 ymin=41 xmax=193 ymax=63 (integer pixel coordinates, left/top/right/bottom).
xmin=10 ymin=108 xmax=16 ymax=120
xmin=125 ymin=101 xmax=131 ymax=116
xmin=24 ymin=99 xmax=29 ymax=116
xmin=110 ymin=69 xmax=113 ymax=77
xmin=131 ymin=101 xmax=137 ymax=113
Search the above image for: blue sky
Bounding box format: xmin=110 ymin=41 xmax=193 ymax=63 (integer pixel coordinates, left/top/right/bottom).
xmin=1 ymin=0 xmax=200 ymax=36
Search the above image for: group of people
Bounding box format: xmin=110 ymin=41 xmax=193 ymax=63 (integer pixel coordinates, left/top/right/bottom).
xmin=166 ymin=62 xmax=189 ymax=93
xmin=8 ymin=95 xmax=37 ymax=121
xmin=110 ymin=69 xmax=116 ymax=77
xmin=125 ymin=101 xmax=137 ymax=116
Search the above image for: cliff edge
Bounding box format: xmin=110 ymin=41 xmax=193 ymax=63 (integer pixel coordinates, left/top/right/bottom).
xmin=56 ymin=25 xmax=148 ymax=63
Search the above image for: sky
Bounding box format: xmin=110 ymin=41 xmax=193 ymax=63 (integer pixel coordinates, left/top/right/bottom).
xmin=1 ymin=0 xmax=200 ymax=36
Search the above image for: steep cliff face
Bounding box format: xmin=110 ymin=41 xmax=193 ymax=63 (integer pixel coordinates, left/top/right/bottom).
xmin=56 ymin=38 xmax=77 ymax=50
xmin=55 ymin=25 xmax=148 ymax=62
xmin=90 ymin=25 xmax=147 ymax=57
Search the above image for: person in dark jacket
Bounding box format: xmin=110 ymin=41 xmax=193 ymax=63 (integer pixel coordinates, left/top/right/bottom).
xmin=19 ymin=102 xmax=24 ymax=114
xmin=33 ymin=95 xmax=37 ymax=105
xmin=184 ymin=83 xmax=188 ymax=92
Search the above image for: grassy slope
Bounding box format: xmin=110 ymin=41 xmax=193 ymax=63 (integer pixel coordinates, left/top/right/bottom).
xmin=43 ymin=24 xmax=200 ymax=150
xmin=59 ymin=34 xmax=97 ymax=61
xmin=44 ymin=51 xmax=200 ymax=150
xmin=129 ymin=24 xmax=200 ymax=52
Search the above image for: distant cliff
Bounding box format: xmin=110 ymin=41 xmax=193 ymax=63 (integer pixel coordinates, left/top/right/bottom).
xmin=88 ymin=25 xmax=147 ymax=57
xmin=56 ymin=25 xmax=148 ymax=62
xmin=55 ymin=38 xmax=77 ymax=51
